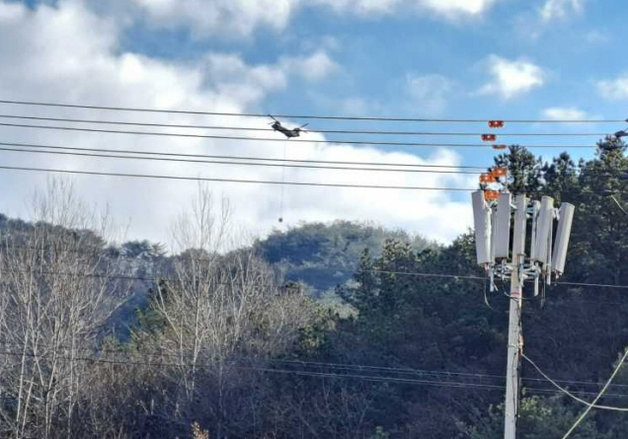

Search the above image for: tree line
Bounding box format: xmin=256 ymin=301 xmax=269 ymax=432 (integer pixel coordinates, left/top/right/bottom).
xmin=0 ymin=140 xmax=626 ymax=438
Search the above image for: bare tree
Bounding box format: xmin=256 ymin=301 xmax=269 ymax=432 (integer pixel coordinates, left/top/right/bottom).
xmin=129 ymin=186 xmax=318 ymax=437
xmin=0 ymin=178 xmax=126 ymax=438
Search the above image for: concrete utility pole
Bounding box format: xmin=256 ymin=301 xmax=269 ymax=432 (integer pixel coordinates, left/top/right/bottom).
xmin=472 ymin=186 xmax=574 ymax=439
xmin=504 ymin=194 xmax=526 ymax=439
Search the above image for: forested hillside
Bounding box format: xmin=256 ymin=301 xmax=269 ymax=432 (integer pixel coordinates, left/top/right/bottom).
xmin=0 ymin=142 xmax=626 ymax=438
xmin=255 ymin=221 xmax=435 ymax=294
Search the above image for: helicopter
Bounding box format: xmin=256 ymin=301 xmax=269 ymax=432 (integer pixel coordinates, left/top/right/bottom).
xmin=269 ymin=115 xmax=309 ymax=138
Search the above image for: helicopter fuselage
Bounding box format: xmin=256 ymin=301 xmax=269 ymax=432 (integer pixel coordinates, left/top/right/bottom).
xmin=271 ymin=121 xmax=301 ymax=138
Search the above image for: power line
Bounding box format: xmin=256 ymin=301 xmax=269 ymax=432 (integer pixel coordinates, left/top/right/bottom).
xmin=0 ymin=114 xmax=613 ymax=136
xmin=0 ymin=348 xmax=507 ymax=391
xmin=0 ymin=348 xmax=627 ymax=398
xmin=0 ymin=141 xmax=487 ymax=170
xmin=0 ymin=265 xmax=483 ymax=284
xmin=522 ymin=353 xmax=628 ymax=412
xmin=0 ymin=99 xmax=624 ymax=123
xmin=562 ymin=349 xmax=628 ymax=438
xmin=554 ymin=281 xmax=628 ymax=290
xmin=0 ymin=339 xmax=625 ymax=391
xmin=0 ymin=145 xmax=483 ymax=175
xmin=4 ymin=241 xmax=628 ymax=290
xmin=260 ymin=358 xmax=628 ymax=390
xmin=0 ymin=164 xmax=477 ymax=191
xmin=0 ymin=122 xmax=597 ymax=148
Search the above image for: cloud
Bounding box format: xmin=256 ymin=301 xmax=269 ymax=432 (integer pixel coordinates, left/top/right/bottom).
xmin=540 ymin=0 xmax=584 ymax=22
xmin=597 ymin=74 xmax=628 ymax=100
xmin=478 ymin=55 xmax=545 ymax=99
xmin=542 ymin=107 xmax=588 ymax=120
xmin=132 ymin=0 xmax=295 ymax=37
xmin=406 ymin=74 xmax=454 ymax=114
xmin=128 ymin=0 xmax=500 ymax=37
xmin=0 ymin=0 xmax=474 ymax=245
xmin=418 ymin=0 xmax=498 ymax=17
xmin=281 ymin=51 xmax=338 ymax=82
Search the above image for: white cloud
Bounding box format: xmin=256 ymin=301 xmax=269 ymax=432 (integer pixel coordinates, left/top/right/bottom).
xmin=418 ymin=0 xmax=498 ymax=17
xmin=132 ymin=0 xmax=295 ymax=37
xmin=281 ymin=51 xmax=338 ymax=82
xmin=540 ymin=0 xmax=584 ymax=22
xmin=478 ymin=55 xmax=545 ymax=99
xmin=597 ymin=74 xmax=628 ymax=100
xmin=0 ymin=0 xmax=474 ymax=245
xmin=542 ymin=107 xmax=588 ymax=120
xmin=128 ymin=0 xmax=499 ymax=37
xmin=406 ymin=73 xmax=454 ymax=114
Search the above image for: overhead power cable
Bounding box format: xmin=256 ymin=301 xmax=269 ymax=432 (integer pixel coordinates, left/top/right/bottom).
xmin=0 ymin=114 xmax=613 ymax=136
xmin=0 ymin=122 xmax=599 ymax=148
xmin=0 ymin=141 xmax=486 ymax=170
xmin=1 ymin=339 xmax=626 ymax=392
xmin=0 ymin=164 xmax=477 ymax=191
xmin=0 ymin=348 xmax=507 ymax=392
xmin=2 ymin=259 xmax=628 ymax=291
xmin=1 ymin=348 xmax=627 ymax=398
xmin=0 ymin=99 xmax=624 ymax=123
xmin=522 ymin=353 xmax=628 ymax=412
xmin=0 ymin=145 xmax=483 ymax=175
xmin=553 ymin=281 xmax=628 ymax=290
xmin=0 ymin=265 xmax=484 ymax=284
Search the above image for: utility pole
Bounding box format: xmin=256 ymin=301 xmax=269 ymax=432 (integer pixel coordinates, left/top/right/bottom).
xmin=504 ymin=194 xmax=526 ymax=439
xmin=472 ymin=184 xmax=574 ymax=439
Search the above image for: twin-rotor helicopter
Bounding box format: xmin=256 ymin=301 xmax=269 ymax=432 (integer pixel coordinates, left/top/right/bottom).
xmin=268 ymin=115 xmax=308 ymax=138
xmin=268 ymin=115 xmax=310 ymax=224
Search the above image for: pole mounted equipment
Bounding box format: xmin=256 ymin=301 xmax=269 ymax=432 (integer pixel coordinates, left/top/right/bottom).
xmin=471 ymin=186 xmax=574 ymax=439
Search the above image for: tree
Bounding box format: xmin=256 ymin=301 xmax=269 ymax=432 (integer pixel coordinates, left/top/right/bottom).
xmin=0 ymin=179 xmax=128 ymax=438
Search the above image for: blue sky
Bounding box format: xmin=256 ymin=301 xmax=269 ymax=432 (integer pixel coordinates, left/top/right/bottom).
xmin=115 ymin=0 xmax=627 ymax=164
xmin=0 ymin=0 xmax=626 ymax=245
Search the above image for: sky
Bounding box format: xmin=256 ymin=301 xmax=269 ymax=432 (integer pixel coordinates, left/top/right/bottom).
xmin=0 ymin=0 xmax=626 ymax=247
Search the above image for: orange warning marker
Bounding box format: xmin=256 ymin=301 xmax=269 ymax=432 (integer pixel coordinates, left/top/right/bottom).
xmin=484 ymin=190 xmax=499 ymax=201
xmin=479 ymin=173 xmax=496 ymax=184
xmin=492 ymin=144 xmax=507 ymax=150
xmin=488 ymin=120 xmax=504 ymax=128
xmin=490 ymin=167 xmax=507 ymax=178
xmin=482 ymin=134 xmax=497 ymax=142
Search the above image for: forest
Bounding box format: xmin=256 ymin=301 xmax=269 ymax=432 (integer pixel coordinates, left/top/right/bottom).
xmin=0 ymin=140 xmax=627 ymax=438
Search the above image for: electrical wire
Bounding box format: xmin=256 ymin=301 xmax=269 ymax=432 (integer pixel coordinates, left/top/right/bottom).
xmin=2 ymin=245 xmax=628 ymax=291
xmin=522 ymin=353 xmax=628 ymax=412
xmin=610 ymin=195 xmax=628 ymax=216
xmin=0 ymin=265 xmax=484 ymax=284
xmin=0 ymin=145 xmax=484 ymax=175
xmin=554 ymin=281 xmax=628 ymax=290
xmin=1 ymin=339 xmax=626 ymax=391
xmin=0 ymin=164 xmax=477 ymax=191
xmin=0 ymin=122 xmax=598 ymax=148
xmin=0 ymin=114 xmax=613 ymax=136
xmin=562 ymin=349 xmax=628 ymax=438
xmin=0 ymin=348 xmax=507 ymax=391
xmin=0 ymin=347 xmax=627 ymax=398
xmin=0 ymin=141 xmax=487 ymax=170
xmin=4 ymin=241 xmax=628 ymax=291
xmin=0 ymin=99 xmax=625 ymax=123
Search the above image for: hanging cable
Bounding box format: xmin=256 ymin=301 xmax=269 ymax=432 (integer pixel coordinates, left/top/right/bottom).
xmin=0 ymin=99 xmax=624 ymax=123
xmin=0 ymin=141 xmax=486 ymax=170
xmin=0 ymin=164 xmax=477 ymax=190
xmin=0 ymin=145 xmax=485 ymax=175
xmin=0 ymin=114 xmax=613 ymax=136
xmin=522 ymin=352 xmax=628 ymax=412
xmin=0 ymin=122 xmax=600 ymax=148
